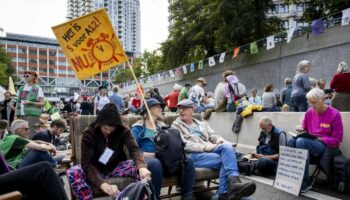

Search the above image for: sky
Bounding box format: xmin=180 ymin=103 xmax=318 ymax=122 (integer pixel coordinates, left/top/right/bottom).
xmin=0 ymin=0 xmax=169 ymax=52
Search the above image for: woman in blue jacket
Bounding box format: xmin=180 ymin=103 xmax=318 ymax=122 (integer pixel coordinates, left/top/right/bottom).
xmin=131 ymin=98 xmax=196 ymax=200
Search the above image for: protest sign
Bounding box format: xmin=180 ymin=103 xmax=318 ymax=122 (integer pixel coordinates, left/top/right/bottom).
xmin=52 ymin=9 xmax=128 ymax=80
xmin=274 ymin=146 xmax=308 ymax=196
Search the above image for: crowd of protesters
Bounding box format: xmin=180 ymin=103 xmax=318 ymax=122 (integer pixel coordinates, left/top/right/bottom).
xmin=0 ymin=59 xmax=348 ymax=199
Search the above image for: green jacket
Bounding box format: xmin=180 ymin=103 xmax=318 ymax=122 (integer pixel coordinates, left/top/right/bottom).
xmin=16 ymin=84 xmax=43 ymax=117
xmin=0 ymin=135 xmax=29 ymax=168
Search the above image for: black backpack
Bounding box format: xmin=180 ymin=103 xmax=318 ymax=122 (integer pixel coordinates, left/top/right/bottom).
xmin=331 ymin=154 xmax=350 ymax=193
xmin=117 ymin=180 xmax=156 ymax=200
xmin=154 ymin=125 xmax=187 ymax=175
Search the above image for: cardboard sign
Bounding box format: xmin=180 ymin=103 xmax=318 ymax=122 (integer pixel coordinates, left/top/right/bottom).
xmin=52 ymin=9 xmax=128 ymax=80
xmin=273 ymin=146 xmax=308 ymax=196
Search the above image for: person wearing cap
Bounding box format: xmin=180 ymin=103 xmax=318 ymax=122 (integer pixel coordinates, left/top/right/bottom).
xmin=178 ymin=82 xmax=191 ymax=102
xmin=15 ymin=71 xmax=45 ymax=135
xmin=172 ymin=99 xmax=256 ymax=200
xmin=131 ymin=98 xmax=196 ymax=200
xmin=188 ymin=77 xmax=207 ymax=112
xmin=67 ymin=103 xmax=151 ymax=199
xmin=94 ymin=86 xmax=110 ymax=115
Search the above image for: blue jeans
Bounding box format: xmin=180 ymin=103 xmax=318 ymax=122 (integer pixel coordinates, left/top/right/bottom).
xmin=255 ymin=145 xmax=277 ymax=175
xmin=19 ymin=150 xmax=57 ymax=168
xmin=291 ymin=95 xmax=308 ymax=112
xmin=145 ymin=156 xmax=195 ymax=200
xmin=191 ymin=143 xmax=239 ymax=195
xmin=287 ymin=137 xmax=326 ymax=176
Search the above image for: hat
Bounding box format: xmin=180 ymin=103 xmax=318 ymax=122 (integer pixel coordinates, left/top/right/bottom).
xmin=94 ymin=103 xmax=122 ymax=127
xmin=177 ymin=99 xmax=194 ymax=108
xmin=196 ymin=77 xmax=207 ymax=86
xmin=184 ymin=82 xmax=191 ymax=87
xmin=98 ymin=86 xmax=107 ymax=91
xmin=140 ymin=98 xmax=162 ymax=115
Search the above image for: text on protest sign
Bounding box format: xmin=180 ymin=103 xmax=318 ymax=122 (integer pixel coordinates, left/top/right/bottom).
xmin=52 ymin=9 xmax=128 ymax=80
xmin=273 ymin=146 xmax=308 ymax=196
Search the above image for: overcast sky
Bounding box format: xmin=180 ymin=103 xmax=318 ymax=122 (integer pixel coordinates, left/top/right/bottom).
xmin=0 ymin=0 xmax=169 ymax=52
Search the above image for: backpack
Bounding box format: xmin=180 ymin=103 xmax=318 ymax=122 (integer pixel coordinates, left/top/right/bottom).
xmin=154 ymin=125 xmax=187 ymax=175
xmin=117 ymin=180 xmax=156 ymax=200
xmin=331 ymin=154 xmax=350 ymax=193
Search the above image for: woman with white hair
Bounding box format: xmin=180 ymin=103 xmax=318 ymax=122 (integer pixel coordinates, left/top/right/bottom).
xmin=291 ymin=60 xmax=311 ymax=111
xmin=287 ymin=88 xmax=343 ymax=193
xmin=163 ymin=84 xmax=182 ymax=112
xmin=330 ymin=61 xmax=350 ymax=111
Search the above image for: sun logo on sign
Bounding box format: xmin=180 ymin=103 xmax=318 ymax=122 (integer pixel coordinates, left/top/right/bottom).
xmin=81 ymin=33 xmax=125 ymax=70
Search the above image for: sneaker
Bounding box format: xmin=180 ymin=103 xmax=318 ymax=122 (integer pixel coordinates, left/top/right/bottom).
xmin=227 ymin=176 xmax=256 ymax=200
xmin=300 ymin=177 xmax=312 ymax=193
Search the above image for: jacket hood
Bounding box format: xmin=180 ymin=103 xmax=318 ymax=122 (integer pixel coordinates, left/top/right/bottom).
xmin=92 ymin=103 xmax=122 ymax=127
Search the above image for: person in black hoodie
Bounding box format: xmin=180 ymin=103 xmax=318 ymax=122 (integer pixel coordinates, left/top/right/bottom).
xmin=67 ymin=103 xmax=152 ymax=200
xmin=0 ymin=92 xmax=16 ymax=125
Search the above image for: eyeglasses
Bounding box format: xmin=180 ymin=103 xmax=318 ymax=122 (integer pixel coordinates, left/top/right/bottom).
xmin=24 ymin=75 xmax=31 ymax=78
xmin=20 ymin=127 xmax=29 ymax=131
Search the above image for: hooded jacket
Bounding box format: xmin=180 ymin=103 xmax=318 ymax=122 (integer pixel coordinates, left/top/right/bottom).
xmin=80 ymin=103 xmax=147 ymax=188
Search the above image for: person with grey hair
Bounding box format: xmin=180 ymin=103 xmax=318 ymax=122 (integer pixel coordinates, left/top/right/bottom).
xmin=253 ymin=116 xmax=286 ymax=176
xmin=281 ymin=77 xmax=293 ymax=109
xmin=0 ymin=119 xmax=57 ymax=169
xmin=288 ymin=88 xmax=343 ymax=193
xmin=164 ymin=84 xmax=182 ymax=112
xmin=330 ymin=61 xmax=350 ymax=111
xmin=291 ymin=60 xmax=311 ymax=111
xmin=108 ymin=86 xmax=125 ymax=113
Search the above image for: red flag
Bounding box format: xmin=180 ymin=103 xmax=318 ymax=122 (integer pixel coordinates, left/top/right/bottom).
xmin=232 ymin=47 xmax=240 ymax=59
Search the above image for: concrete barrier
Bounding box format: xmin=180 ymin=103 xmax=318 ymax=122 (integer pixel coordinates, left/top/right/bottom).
xmin=206 ymin=112 xmax=350 ymax=158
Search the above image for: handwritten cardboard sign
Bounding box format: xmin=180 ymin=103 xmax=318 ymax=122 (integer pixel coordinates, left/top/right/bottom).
xmin=52 ymin=9 xmax=127 ymax=80
xmin=273 ymin=146 xmax=308 ymax=196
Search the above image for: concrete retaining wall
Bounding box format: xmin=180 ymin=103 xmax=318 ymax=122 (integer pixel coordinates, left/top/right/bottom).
xmin=120 ymin=24 xmax=350 ymax=97
xmin=205 ymin=112 xmax=350 ymax=158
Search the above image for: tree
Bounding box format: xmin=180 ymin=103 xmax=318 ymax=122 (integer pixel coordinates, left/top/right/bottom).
xmin=160 ymin=0 xmax=282 ymax=70
xmin=0 ymin=47 xmax=15 ymax=87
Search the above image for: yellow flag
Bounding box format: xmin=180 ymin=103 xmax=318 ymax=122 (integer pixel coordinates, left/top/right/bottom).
xmin=52 ymin=9 xmax=128 ymax=80
xmin=8 ymin=76 xmax=16 ymax=95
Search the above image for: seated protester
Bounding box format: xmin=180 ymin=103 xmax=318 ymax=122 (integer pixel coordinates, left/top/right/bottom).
xmin=288 ymin=88 xmax=343 ymax=193
xmin=32 ymin=119 xmax=67 ymax=163
xmin=0 ymin=119 xmax=57 ymax=169
xmin=131 ymin=98 xmax=196 ymax=200
xmin=67 ymin=103 xmax=152 ymax=200
xmin=0 ymin=158 xmax=68 ymax=200
xmin=254 ymin=116 xmax=286 ymax=176
xmin=172 ymin=99 xmax=256 ymax=200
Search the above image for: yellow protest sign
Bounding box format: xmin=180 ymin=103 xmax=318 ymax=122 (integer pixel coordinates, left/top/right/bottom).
xmin=52 ymin=9 xmax=128 ymax=80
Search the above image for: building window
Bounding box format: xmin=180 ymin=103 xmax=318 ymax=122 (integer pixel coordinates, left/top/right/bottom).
xmin=58 ymin=52 xmax=65 ymax=57
xmin=18 ymin=67 xmax=26 ymax=71
xmin=18 ymin=48 xmax=26 ymax=54
xmin=39 ymin=68 xmax=47 ymax=73
xmin=39 ymin=50 xmax=47 ymax=56
xmin=29 ymin=59 xmax=37 ymax=64
xmin=7 ymin=48 xmax=16 ymax=53
xmin=297 ymin=3 xmax=305 ymax=12
xmin=48 ymin=68 xmax=55 ymax=73
xmin=56 ymin=61 xmax=67 ymax=66
xmin=49 ymin=51 xmax=57 ymax=56
xmin=39 ymin=59 xmax=47 ymax=64
xmin=17 ymin=58 xmax=26 ymax=63
xmin=49 ymin=60 xmax=56 ymax=65
xmin=29 ymin=49 xmax=37 ymax=55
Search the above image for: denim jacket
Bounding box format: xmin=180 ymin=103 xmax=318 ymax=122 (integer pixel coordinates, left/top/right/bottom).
xmin=131 ymin=120 xmax=167 ymax=153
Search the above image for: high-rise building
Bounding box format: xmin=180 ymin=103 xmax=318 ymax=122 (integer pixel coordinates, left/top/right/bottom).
xmin=268 ymin=0 xmax=309 ymax=29
xmin=67 ymin=0 xmax=140 ymax=55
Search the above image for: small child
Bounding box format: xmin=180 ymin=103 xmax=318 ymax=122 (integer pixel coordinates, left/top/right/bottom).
xmin=281 ymin=104 xmax=290 ymax=112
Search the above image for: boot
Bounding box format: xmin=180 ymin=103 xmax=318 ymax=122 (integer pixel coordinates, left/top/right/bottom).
xmin=227 ymin=176 xmax=256 ymax=200
xmin=182 ymin=193 xmax=197 ymax=200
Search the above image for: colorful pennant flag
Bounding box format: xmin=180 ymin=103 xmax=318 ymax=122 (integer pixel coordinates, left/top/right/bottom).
xmin=198 ymin=60 xmax=203 ymax=70
xmin=190 ymin=63 xmax=195 ymax=72
xmin=208 ymin=56 xmax=216 ymax=67
xmin=342 ymin=8 xmax=350 ymax=26
xmin=232 ymin=47 xmax=240 ymax=59
xmin=182 ymin=65 xmax=188 ymax=74
xmin=250 ymin=42 xmax=259 ymax=54
xmin=266 ymin=35 xmax=275 ymax=50
xmin=287 ymin=27 xmax=295 ymax=43
xmin=175 ymin=67 xmax=181 ymax=76
xmin=311 ymin=19 xmax=324 ymax=35
xmin=169 ymin=70 xmax=175 ymax=78
xmin=219 ymin=52 xmax=226 ymax=63
xmin=158 ymin=73 xmax=162 ymax=80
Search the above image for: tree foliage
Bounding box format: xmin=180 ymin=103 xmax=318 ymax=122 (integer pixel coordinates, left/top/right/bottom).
xmin=160 ymin=0 xmax=282 ymax=70
xmin=0 ymin=47 xmax=15 ymax=87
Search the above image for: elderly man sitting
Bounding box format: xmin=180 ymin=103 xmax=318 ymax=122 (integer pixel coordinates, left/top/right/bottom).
xmin=288 ymin=88 xmax=343 ymax=193
xmin=172 ymin=99 xmax=256 ymax=200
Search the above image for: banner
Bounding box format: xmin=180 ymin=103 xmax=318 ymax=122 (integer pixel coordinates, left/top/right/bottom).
xmin=266 ymin=35 xmax=275 ymax=50
xmin=287 ymin=27 xmax=295 ymax=43
xmin=182 ymin=65 xmax=188 ymax=74
xmin=208 ymin=56 xmax=216 ymax=67
xmin=250 ymin=42 xmax=259 ymax=54
xmin=219 ymin=52 xmax=226 ymax=63
xmin=311 ymin=19 xmax=324 ymax=35
xmin=198 ymin=60 xmax=203 ymax=70
xmin=342 ymin=8 xmax=350 ymax=26
xmin=175 ymin=67 xmax=181 ymax=76
xmin=52 ymin=9 xmax=128 ymax=80
xmin=190 ymin=63 xmax=195 ymax=72
xmin=169 ymin=69 xmax=175 ymax=78
xmin=232 ymin=47 xmax=240 ymax=59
